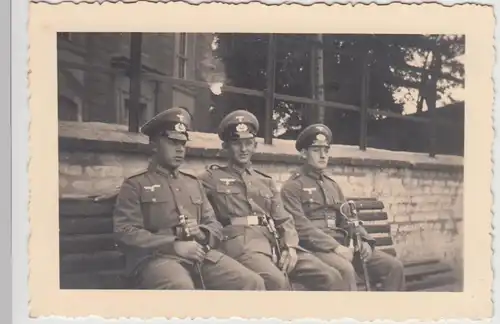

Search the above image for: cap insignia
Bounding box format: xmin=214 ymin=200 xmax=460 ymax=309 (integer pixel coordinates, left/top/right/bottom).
xmin=316 ymin=133 xmax=326 ymax=141
xmin=175 ymin=123 xmax=186 ymax=132
xmin=176 ymin=114 xmax=185 ymax=122
xmin=236 ymin=123 xmax=248 ymax=133
xmin=235 ymin=116 xmax=245 ymax=123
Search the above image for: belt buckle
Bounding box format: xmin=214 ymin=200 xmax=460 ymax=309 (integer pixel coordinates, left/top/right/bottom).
xmin=326 ymin=218 xmax=336 ymax=229
xmin=248 ymin=215 xmax=260 ymax=226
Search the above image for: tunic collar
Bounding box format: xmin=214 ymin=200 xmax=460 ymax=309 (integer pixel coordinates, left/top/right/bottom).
xmin=149 ymin=161 xmax=180 ymax=178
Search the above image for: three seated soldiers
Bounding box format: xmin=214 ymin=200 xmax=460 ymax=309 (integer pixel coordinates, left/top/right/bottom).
xmin=113 ymin=107 xmax=405 ymax=291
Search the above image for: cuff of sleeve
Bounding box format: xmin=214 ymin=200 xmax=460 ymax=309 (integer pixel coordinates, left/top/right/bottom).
xmin=282 ymin=234 xmax=300 ymax=250
xmin=361 ymin=236 xmax=376 ymax=248
xmin=199 ymin=225 xmax=219 ymax=248
xmin=158 ymin=239 xmax=177 ymax=255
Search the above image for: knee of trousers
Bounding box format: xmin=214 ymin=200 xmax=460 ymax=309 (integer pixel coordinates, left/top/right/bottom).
xmin=262 ymin=272 xmax=290 ymax=291
xmin=335 ymin=259 xmax=357 ymax=278
xmin=237 ymin=271 xmax=266 ymax=290
xmin=325 ymin=267 xmax=344 ymax=283
xmin=388 ymin=257 xmax=405 ymax=274
xmin=141 ymin=274 xmax=195 ymax=290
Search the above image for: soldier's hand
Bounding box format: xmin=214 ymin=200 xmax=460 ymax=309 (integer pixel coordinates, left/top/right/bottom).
xmin=173 ymin=241 xmax=206 ymax=262
xmin=185 ymin=219 xmax=206 ymax=241
xmin=279 ymin=248 xmax=298 ymax=273
xmin=335 ymin=245 xmax=354 ymax=262
xmin=359 ymin=241 xmax=373 ymax=261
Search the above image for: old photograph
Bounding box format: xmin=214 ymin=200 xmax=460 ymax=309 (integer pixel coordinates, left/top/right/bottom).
xmin=27 ymin=2 xmax=493 ymax=320
xmin=57 ymin=31 xmax=464 ymax=292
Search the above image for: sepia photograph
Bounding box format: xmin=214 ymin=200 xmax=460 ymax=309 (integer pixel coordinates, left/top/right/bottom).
xmin=57 ymin=31 xmax=464 ymax=292
xmin=27 ymin=2 xmax=493 ymax=320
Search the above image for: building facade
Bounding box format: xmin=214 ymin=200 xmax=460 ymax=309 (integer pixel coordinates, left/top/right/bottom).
xmin=57 ymin=32 xmax=217 ymax=131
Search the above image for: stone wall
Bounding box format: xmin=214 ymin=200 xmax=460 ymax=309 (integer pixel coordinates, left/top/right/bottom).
xmin=58 ymin=121 xmax=464 ymax=286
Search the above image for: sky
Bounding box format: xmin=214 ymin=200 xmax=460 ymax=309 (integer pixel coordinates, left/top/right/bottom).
xmin=397 ymin=53 xmax=465 ymax=115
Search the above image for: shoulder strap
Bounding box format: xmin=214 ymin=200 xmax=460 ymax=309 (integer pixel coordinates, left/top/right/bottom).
xmin=178 ymin=169 xmax=199 ymax=180
xmin=253 ymin=168 xmax=272 ymax=179
xmin=207 ymin=163 xmax=223 ymax=171
xmin=288 ymin=168 xmax=302 ymax=180
xmin=126 ymin=169 xmax=148 ymax=180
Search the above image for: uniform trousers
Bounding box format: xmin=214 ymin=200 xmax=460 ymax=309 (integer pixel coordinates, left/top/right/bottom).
xmin=235 ymin=250 xmax=347 ymax=291
xmin=315 ymin=249 xmax=406 ymax=291
xmin=137 ymin=253 xmax=266 ymax=290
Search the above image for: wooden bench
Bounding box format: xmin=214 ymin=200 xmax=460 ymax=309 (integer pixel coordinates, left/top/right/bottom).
xmin=346 ymin=198 xmax=458 ymax=291
xmin=59 ymin=195 xmax=458 ymax=291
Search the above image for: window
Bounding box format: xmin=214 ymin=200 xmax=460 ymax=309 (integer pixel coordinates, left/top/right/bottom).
xmin=175 ymin=33 xmax=189 ymax=79
xmin=58 ymin=95 xmax=79 ymax=121
xmin=123 ymin=99 xmax=148 ymax=126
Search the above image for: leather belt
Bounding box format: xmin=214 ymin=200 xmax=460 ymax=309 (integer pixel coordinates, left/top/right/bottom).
xmin=230 ymin=215 xmax=263 ymax=226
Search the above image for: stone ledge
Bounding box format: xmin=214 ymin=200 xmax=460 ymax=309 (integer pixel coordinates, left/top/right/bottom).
xmin=59 ymin=121 xmax=464 ymax=172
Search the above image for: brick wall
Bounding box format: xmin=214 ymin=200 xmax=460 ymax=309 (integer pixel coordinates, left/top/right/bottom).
xmin=58 ymin=121 xmax=464 ymax=284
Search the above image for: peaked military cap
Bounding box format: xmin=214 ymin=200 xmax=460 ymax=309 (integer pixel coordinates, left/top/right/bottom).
xmin=140 ymin=107 xmax=192 ymax=141
xmin=218 ymin=110 xmax=260 ymax=141
xmin=295 ymin=123 xmax=333 ymax=151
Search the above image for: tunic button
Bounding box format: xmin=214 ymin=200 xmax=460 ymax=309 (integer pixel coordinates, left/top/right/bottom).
xmin=226 ymin=190 xmax=230 ymax=193
xmin=152 ymin=198 xmax=157 ymax=202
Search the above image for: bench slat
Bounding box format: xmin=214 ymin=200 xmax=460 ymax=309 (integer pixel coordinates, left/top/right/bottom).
xmin=352 ymin=200 xmax=384 ymax=210
xmin=60 ymin=269 xmax=127 ymax=289
xmin=60 ymin=199 xmax=116 ymax=217
xmin=60 ymin=233 xmax=117 ymax=254
xmin=375 ymin=236 xmax=393 ymax=247
xmin=404 ymin=262 xmax=452 ymax=281
xmin=405 ymin=273 xmax=457 ymax=291
xmin=60 ymin=216 xmax=113 ymax=235
xmin=364 ymin=224 xmax=391 ymax=234
xmin=358 ymin=212 xmax=388 ymax=222
xmin=60 ymin=251 xmax=125 ymax=274
xmin=378 ymin=246 xmax=397 ymax=257
xmin=403 ymin=258 xmax=442 ymax=268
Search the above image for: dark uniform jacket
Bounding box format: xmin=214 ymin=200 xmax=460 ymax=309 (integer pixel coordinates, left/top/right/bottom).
xmin=280 ymin=166 xmax=376 ymax=253
xmin=199 ymin=164 xmax=303 ymax=260
xmin=113 ymin=162 xmax=224 ymax=276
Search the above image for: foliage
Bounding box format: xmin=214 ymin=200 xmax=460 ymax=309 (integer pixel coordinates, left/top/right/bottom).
xmin=211 ymin=33 xmax=464 ymax=144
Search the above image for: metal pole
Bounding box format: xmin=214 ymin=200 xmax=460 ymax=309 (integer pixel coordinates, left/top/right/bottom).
xmin=264 ymin=34 xmax=277 ymax=145
xmin=359 ymin=52 xmax=371 ymax=151
xmin=314 ymin=34 xmax=325 ymax=124
xmin=128 ymin=33 xmax=143 ymax=132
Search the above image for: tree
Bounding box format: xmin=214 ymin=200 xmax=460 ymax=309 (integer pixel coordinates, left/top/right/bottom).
xmin=211 ymin=33 xmax=464 ymax=145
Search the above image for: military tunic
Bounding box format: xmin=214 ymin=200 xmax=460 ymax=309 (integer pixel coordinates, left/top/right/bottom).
xmin=200 ymin=163 xmax=347 ymax=291
xmin=113 ymin=162 xmax=265 ymax=290
xmin=281 ymin=166 xmax=406 ymax=291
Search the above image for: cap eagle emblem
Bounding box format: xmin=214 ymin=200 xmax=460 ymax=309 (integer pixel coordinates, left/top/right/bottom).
xmin=316 ymin=133 xmax=326 ymax=141
xmin=236 ymin=123 xmax=248 ymax=133
xmin=175 ymin=123 xmax=187 ymax=132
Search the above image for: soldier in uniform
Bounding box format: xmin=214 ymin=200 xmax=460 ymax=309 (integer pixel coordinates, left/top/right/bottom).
xmin=280 ymin=124 xmax=406 ymax=291
xmin=113 ymin=107 xmax=266 ymax=290
xmin=199 ymin=110 xmax=348 ymax=291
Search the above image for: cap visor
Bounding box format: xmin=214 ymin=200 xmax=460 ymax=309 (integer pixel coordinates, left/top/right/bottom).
xmin=165 ymin=131 xmax=188 ymax=141
xmin=235 ymin=132 xmax=255 ymax=139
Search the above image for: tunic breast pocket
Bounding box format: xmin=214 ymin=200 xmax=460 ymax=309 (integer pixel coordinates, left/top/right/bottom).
xmin=215 ymin=185 xmax=242 ymax=207
xmin=300 ymin=191 xmax=322 ymax=216
xmin=140 ymin=195 xmax=172 ymax=232
xmin=258 ymin=189 xmax=274 ymax=210
xmin=188 ymin=195 xmax=203 ymax=222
